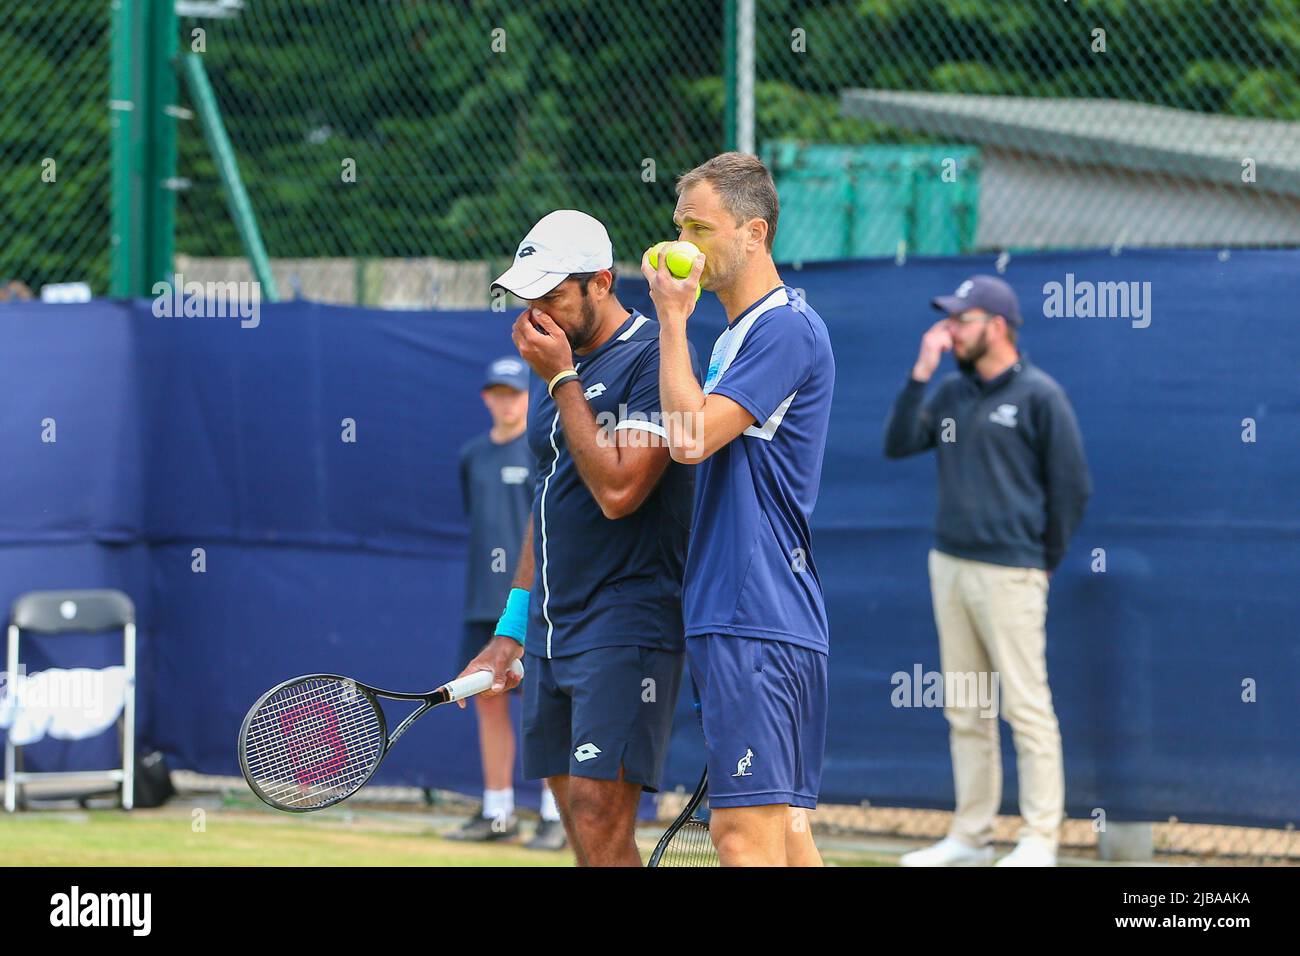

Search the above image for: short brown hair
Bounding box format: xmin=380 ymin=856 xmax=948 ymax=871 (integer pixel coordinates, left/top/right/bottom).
xmin=677 ymin=152 xmax=779 ymax=252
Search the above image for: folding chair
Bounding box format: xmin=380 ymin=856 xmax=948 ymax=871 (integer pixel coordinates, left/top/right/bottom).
xmin=4 ymin=589 xmax=136 ymax=812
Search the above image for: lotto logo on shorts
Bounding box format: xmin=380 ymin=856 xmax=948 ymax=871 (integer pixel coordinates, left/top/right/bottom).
xmin=573 ymin=742 xmax=602 ymax=762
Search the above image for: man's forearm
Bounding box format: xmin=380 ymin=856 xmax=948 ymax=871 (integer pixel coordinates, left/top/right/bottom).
xmin=550 ymin=379 xmax=640 ymax=511
xmin=1044 ymin=489 xmax=1089 ymax=570
xmin=659 ymin=324 xmax=705 ymax=457
xmin=1040 ymin=394 xmax=1091 ymax=571
xmin=511 ymin=517 xmax=534 ymax=591
xmin=883 ymin=377 xmax=934 ymax=459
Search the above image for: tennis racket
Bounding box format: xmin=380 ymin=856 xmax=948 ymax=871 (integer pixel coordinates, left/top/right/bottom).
xmin=648 ymin=767 xmax=719 ymax=867
xmin=238 ymin=659 xmax=524 ymax=812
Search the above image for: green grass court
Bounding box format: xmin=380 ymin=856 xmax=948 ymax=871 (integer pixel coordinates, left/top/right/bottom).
xmin=0 ymin=797 xmax=897 ymax=867
xmin=0 ymin=809 xmax=570 ymax=867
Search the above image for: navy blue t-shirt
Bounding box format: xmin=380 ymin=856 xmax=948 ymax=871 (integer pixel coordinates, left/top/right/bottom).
xmin=526 ymin=309 xmax=698 ymax=659
xmin=459 ymin=431 xmax=533 ymax=622
xmin=685 ymin=286 xmax=835 ymax=653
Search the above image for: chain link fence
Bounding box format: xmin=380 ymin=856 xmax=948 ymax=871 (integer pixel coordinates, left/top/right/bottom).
xmin=0 ymin=1 xmax=113 ymax=297
xmin=807 ymin=804 xmax=1300 ymax=866
xmin=173 ymin=0 xmax=725 ymax=305
xmin=170 ymin=0 xmax=1299 ymax=304
xmin=757 ymin=0 xmax=1300 ymax=257
xmin=2 ymin=1 xmax=1297 ymax=300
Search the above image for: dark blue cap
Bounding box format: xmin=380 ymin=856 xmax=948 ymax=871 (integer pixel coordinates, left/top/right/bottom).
xmin=483 ymin=355 xmax=528 ymax=391
xmin=932 ymin=275 xmax=1023 ymax=326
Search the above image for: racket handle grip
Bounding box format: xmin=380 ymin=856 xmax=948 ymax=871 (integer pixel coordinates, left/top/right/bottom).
xmin=444 ymin=658 xmax=525 ymax=702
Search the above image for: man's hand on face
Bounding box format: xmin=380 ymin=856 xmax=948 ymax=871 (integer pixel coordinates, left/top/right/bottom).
xmin=512 ymin=307 xmax=575 ymax=381
xmin=913 ymin=319 xmax=954 ymax=382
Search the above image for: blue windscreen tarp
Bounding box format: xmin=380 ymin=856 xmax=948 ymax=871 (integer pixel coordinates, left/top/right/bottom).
xmin=0 ymin=247 xmax=1295 ymax=826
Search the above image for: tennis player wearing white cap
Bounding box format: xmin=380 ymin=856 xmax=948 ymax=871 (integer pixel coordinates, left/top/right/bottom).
xmin=457 ymin=210 xmax=698 ymax=867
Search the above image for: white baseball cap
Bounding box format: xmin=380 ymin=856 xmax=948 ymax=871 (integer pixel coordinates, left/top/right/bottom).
xmin=491 ymin=209 xmax=613 ymax=299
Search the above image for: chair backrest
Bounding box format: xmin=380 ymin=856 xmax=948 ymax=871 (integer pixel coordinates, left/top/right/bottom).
xmin=10 ymin=590 xmax=135 ymax=634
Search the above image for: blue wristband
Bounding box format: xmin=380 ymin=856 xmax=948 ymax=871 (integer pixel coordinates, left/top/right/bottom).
xmin=495 ymin=588 xmax=529 ymax=646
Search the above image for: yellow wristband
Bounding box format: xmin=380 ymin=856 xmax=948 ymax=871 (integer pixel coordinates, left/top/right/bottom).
xmin=548 ymin=369 xmax=579 ymax=397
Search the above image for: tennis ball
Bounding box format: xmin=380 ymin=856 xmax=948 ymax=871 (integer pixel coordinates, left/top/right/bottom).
xmin=646 ymin=240 xmax=703 ymax=300
xmin=665 ymin=240 xmax=703 ymax=278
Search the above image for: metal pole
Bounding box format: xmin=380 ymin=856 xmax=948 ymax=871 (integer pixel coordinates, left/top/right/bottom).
xmin=736 ymin=0 xmax=755 ymax=155
xmin=109 ymin=0 xmax=140 ymax=297
xmin=145 ymin=0 xmax=178 ymax=291
xmin=110 ymin=0 xmax=178 ymax=298
xmin=723 ymin=0 xmax=737 ymax=151
xmin=4 ymin=626 xmax=19 ymax=812
xmin=180 ymin=52 xmax=280 ymax=300
xmin=122 ymin=622 xmax=136 ymax=810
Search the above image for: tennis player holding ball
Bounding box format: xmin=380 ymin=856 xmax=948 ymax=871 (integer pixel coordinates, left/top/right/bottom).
xmin=647 ymin=152 xmax=836 ymax=866
xmin=457 ymin=209 xmax=698 ymax=867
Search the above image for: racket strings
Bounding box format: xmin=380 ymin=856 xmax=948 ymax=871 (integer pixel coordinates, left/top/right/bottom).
xmin=242 ymin=677 xmax=385 ymax=809
xmin=656 ymin=818 xmax=719 ymax=867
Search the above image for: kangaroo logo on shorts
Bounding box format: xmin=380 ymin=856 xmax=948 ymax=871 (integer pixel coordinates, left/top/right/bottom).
xmin=573 ymin=742 xmax=602 ymax=763
xmin=732 ymin=748 xmax=754 ymax=777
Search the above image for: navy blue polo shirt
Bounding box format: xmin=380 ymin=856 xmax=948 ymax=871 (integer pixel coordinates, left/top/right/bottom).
xmin=525 ymin=309 xmax=698 ymax=659
xmin=685 ymin=286 xmax=836 ymax=654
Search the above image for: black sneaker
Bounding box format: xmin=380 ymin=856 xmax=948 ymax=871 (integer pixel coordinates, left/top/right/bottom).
xmin=444 ymin=807 xmax=519 ymax=842
xmin=525 ymin=818 xmax=568 ymax=851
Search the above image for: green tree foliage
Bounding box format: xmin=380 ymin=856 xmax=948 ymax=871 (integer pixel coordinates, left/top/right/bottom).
xmin=175 ymin=0 xmax=727 ymax=265
xmin=2 ymin=0 xmax=1296 ymax=289
xmin=0 ymin=2 xmax=111 ymax=291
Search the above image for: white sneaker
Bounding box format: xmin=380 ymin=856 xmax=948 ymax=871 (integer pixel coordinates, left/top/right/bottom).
xmin=899 ymin=836 xmax=994 ymax=867
xmin=995 ymin=836 xmax=1058 ymax=867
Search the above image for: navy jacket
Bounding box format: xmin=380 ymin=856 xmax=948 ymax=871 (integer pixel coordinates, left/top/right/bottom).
xmin=884 ymin=356 xmax=1092 ymax=572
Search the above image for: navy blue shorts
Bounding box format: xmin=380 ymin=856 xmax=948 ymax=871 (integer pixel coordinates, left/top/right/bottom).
xmin=521 ymin=645 xmax=684 ymax=792
xmin=687 ymin=634 xmax=828 ymax=809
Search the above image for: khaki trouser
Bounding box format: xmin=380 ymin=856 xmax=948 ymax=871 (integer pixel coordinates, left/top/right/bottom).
xmin=928 ymin=549 xmax=1064 ymax=848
